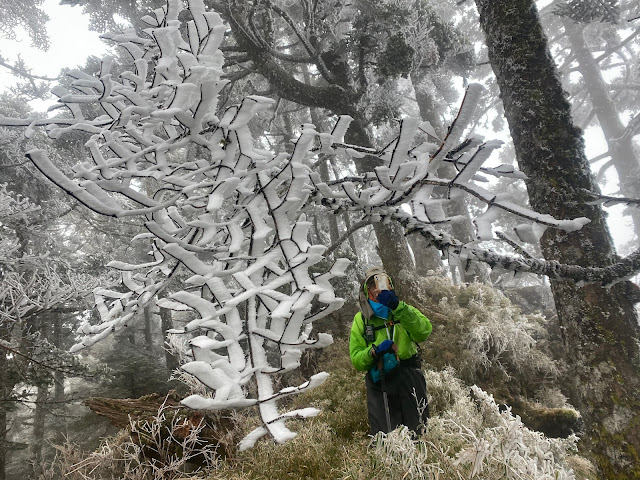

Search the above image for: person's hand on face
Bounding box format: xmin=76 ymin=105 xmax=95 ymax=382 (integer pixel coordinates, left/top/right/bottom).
xmin=368 ymin=287 xmax=381 ymax=302
xmin=376 ymin=290 xmax=399 ymax=310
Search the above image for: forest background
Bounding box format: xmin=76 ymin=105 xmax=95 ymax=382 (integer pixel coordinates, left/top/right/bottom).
xmin=0 ymin=0 xmax=639 ymax=479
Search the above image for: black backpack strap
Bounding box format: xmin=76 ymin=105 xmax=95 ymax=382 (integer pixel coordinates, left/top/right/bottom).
xmin=362 ymin=315 xmax=387 ymax=331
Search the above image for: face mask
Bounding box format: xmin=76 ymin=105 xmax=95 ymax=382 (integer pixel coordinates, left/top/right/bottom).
xmin=368 ymin=299 xmax=390 ymax=319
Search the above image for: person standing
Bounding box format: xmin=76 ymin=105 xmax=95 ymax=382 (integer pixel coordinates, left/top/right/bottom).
xmin=349 ymin=266 xmax=432 ymax=436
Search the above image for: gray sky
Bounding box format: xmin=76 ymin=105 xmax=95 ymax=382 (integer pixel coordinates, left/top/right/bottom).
xmin=0 ymin=0 xmax=110 ymax=111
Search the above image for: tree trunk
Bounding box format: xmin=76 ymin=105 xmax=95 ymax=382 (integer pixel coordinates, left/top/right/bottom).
xmin=160 ymin=308 xmax=179 ymax=373
xmin=52 ymin=314 xmax=67 ymax=442
xmin=341 ymin=212 xmax=359 ymax=258
xmin=563 ymin=20 xmax=640 ymax=240
xmin=31 ymin=315 xmax=49 ymax=477
xmin=475 ymin=1 xmax=640 ymax=477
xmin=0 ymin=345 xmax=8 ymax=480
xmin=144 ymin=306 xmax=153 ymax=352
xmin=409 ymin=73 xmax=448 ymax=275
xmin=411 ymin=73 xmax=490 ymax=283
xmin=327 ymin=160 xmax=360 ymax=257
xmin=0 ymin=322 xmax=19 ymax=480
xmin=31 ymin=384 xmax=48 ymax=476
xmin=308 ymin=107 xmax=341 ymax=248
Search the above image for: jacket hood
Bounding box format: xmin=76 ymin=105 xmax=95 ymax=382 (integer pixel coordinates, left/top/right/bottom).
xmin=359 ymin=288 xmax=375 ymax=321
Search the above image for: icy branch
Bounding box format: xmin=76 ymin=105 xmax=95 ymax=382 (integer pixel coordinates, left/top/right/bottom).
xmin=0 ymin=186 xmax=100 ymax=322
xmin=583 ymin=190 xmax=640 ymax=208
xmin=396 ymin=211 xmax=640 ymax=287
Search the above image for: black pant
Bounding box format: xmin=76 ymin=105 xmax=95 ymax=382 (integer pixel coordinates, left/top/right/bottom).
xmin=365 ymin=363 xmax=429 ymax=436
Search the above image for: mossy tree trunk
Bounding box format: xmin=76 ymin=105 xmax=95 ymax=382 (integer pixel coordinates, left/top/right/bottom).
xmin=474 ymin=1 xmax=640 ymax=477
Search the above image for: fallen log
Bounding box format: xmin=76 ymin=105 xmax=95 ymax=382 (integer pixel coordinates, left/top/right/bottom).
xmin=85 ymin=390 xmax=237 ymax=461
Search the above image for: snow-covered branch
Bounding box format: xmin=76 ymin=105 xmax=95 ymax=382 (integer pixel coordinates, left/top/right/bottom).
xmin=397 ymin=211 xmax=640 ymax=287
xmin=583 ymin=189 xmax=640 ymax=208
xmin=0 ymin=185 xmax=100 ymax=323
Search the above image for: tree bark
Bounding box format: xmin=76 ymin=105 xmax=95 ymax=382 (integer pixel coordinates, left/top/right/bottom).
xmin=475 ymin=1 xmax=640 ymax=477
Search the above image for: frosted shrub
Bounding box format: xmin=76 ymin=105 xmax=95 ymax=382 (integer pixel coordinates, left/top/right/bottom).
xmin=409 ymin=274 xmax=558 ymax=394
xmin=424 ymin=366 xmax=480 ymax=428
xmin=371 ymin=426 xmax=442 ymax=478
xmin=452 ymin=386 xmax=578 ymax=479
xmin=367 ymin=375 xmax=584 ymax=480
xmin=0 ymin=184 xmax=101 ymax=322
xmin=465 ymin=299 xmax=556 ymax=378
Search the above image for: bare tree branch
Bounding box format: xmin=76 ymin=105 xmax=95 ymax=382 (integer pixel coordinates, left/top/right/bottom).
xmin=324 ymin=218 xmax=370 ymax=257
xmin=0 ymin=56 xmax=59 ymax=82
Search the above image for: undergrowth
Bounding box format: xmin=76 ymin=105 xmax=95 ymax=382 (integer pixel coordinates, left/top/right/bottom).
xmin=205 ymin=343 xmax=595 ymax=480
xmin=39 ymin=397 xmax=220 ymax=480
xmin=39 ymin=339 xmax=594 ymax=480
xmin=40 ymin=274 xmax=596 ymax=479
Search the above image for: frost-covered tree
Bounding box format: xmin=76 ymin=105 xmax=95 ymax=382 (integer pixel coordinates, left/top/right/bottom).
xmin=0 ymin=184 xmax=102 ymax=480
xmin=0 ymin=0 xmax=49 ymax=48
xmin=67 ymin=0 xmax=476 ymax=280
xmin=474 ymin=0 xmax=640 ymax=477
xmin=2 ymin=0 xmax=640 ymax=458
xmin=538 ymin=1 xmax=640 ymax=242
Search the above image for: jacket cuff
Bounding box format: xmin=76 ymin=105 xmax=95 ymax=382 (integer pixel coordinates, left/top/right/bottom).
xmin=393 ymin=301 xmax=406 ymax=314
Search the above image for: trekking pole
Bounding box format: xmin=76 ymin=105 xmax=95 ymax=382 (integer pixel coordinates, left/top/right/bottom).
xmin=379 ymin=356 xmax=392 ymax=433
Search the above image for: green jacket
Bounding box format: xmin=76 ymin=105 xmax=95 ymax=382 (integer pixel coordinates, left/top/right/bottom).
xmin=349 ymin=300 xmax=432 ymax=372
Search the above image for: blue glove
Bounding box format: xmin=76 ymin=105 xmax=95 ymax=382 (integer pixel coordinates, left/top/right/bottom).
xmin=374 ymin=339 xmax=394 ymax=356
xmin=377 ymin=290 xmax=399 ymax=310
